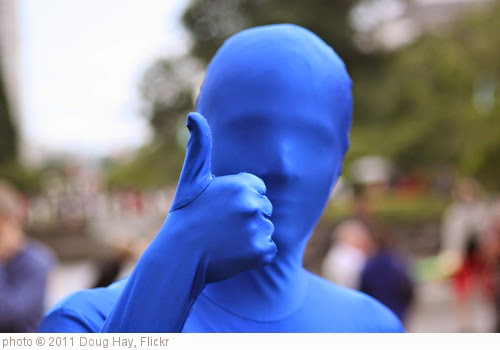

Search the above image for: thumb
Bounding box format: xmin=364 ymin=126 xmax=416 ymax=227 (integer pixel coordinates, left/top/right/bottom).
xmin=170 ymin=112 xmax=214 ymax=211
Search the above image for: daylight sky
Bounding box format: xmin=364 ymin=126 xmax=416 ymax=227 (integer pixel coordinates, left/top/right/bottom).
xmin=17 ymin=0 xmax=189 ymax=161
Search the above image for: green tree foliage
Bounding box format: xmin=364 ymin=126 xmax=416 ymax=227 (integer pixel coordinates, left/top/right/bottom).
xmin=139 ymin=0 xmax=368 ymax=141
xmin=348 ymin=3 xmax=500 ymax=189
xmin=0 ymin=61 xmax=18 ymax=164
xmin=140 ymin=58 xmax=196 ymax=138
xmin=182 ymin=0 xmax=371 ymax=68
xmin=105 ymin=138 xmax=186 ymax=189
xmin=0 ymin=55 xmax=39 ymax=193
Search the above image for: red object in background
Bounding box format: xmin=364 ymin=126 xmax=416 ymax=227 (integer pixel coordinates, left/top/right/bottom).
xmin=394 ymin=173 xmax=430 ymax=196
xmin=453 ymin=243 xmax=494 ymax=302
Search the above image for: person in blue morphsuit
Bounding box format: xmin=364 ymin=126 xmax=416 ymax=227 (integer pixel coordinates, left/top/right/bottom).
xmin=39 ymin=24 xmax=404 ymax=332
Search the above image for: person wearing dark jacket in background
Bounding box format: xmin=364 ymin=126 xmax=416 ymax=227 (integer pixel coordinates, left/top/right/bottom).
xmin=360 ymin=229 xmax=415 ymax=323
xmin=0 ymin=181 xmax=54 ymax=332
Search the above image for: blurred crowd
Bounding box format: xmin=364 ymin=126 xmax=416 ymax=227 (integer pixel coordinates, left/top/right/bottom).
xmin=321 ymin=179 xmax=500 ymax=332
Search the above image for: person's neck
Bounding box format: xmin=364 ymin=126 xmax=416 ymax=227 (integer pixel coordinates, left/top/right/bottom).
xmin=201 ymin=243 xmax=309 ymax=322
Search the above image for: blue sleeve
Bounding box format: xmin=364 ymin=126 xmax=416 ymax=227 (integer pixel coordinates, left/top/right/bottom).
xmin=99 ymin=227 xmax=207 ymax=332
xmin=98 ymin=114 xmax=210 ymax=332
xmin=35 ymin=199 xmax=206 ymax=333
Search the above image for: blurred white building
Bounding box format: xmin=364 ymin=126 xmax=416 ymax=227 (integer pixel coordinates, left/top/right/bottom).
xmin=351 ymin=0 xmax=494 ymax=51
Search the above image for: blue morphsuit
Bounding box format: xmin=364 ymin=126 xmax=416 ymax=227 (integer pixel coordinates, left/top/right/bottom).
xmin=39 ymin=24 xmax=404 ymax=332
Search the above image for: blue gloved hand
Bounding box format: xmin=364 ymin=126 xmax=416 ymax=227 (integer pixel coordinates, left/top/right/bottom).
xmin=168 ymin=112 xmax=277 ymax=282
xmin=100 ymin=112 xmax=277 ymax=332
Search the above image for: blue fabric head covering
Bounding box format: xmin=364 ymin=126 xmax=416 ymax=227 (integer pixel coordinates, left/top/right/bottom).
xmin=197 ymin=24 xmax=352 ymax=257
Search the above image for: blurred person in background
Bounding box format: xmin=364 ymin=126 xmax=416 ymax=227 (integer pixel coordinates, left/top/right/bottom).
xmin=321 ymin=183 xmax=378 ymax=289
xmin=351 ymin=183 xmax=378 ymax=232
xmin=440 ymin=179 xmax=489 ymax=262
xmin=359 ymin=229 xmax=415 ymax=324
xmin=92 ymin=239 xmax=135 ymax=288
xmin=440 ymin=179 xmax=490 ymax=331
xmin=322 ymin=220 xmax=374 ymax=289
xmin=0 ymin=180 xmax=55 ymax=332
xmin=484 ymin=201 xmax=500 ymax=332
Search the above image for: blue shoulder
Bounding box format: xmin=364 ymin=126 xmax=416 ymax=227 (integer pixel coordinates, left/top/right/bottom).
xmin=306 ymin=272 xmax=405 ymax=332
xmin=357 ymin=292 xmax=405 ymax=332
xmin=38 ymin=279 xmax=126 ymax=333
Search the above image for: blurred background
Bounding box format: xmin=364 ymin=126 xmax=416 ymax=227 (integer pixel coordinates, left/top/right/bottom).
xmin=1 ymin=0 xmax=499 ymax=332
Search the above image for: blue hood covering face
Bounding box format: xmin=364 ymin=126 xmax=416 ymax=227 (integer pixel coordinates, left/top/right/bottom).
xmin=197 ymin=24 xmax=353 ymax=257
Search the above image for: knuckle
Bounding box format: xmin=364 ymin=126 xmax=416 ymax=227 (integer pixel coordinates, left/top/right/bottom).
xmin=262 ymin=196 xmax=273 ymax=216
xmin=224 ymin=179 xmax=249 ymax=198
xmin=239 ymin=171 xmax=256 ymax=180
xmin=250 ymin=232 xmax=277 ymax=262
xmin=253 ymin=176 xmax=266 ymax=190
xmin=265 ymin=219 xmax=274 ymax=234
xmin=235 ymin=177 xmax=252 ymax=193
xmin=257 ymin=244 xmax=277 ymax=266
xmin=245 ymin=219 xmax=261 ymax=237
xmin=239 ymin=172 xmax=266 ymax=194
xmin=241 ymin=200 xmax=261 ymax=217
xmin=243 ymin=195 xmax=272 ymax=217
xmin=235 ymin=172 xmax=253 ymax=185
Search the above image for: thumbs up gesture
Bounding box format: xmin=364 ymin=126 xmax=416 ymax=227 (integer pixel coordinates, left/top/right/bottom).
xmin=164 ymin=112 xmax=277 ymax=283
xmin=96 ymin=112 xmax=277 ymax=332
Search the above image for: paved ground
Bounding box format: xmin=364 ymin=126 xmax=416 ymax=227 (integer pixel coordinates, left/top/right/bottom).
xmin=45 ymin=262 xmax=497 ymax=333
xmin=406 ymin=279 xmax=496 ymax=332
